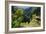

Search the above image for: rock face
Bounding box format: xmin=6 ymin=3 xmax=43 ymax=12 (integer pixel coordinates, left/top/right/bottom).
xmin=22 ymin=15 xmax=30 ymax=24
xmin=21 ymin=7 xmax=32 ymax=24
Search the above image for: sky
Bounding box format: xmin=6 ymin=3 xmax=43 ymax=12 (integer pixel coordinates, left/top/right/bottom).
xmin=14 ymin=6 xmax=32 ymax=9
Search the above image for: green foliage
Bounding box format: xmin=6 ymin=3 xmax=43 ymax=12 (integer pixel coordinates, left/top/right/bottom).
xmin=12 ymin=7 xmax=41 ymax=28
xmin=12 ymin=9 xmax=24 ymax=28
xmin=15 ymin=9 xmax=24 ymax=16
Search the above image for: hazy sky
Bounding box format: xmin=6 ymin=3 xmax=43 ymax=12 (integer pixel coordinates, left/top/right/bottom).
xmin=14 ymin=6 xmax=31 ymax=9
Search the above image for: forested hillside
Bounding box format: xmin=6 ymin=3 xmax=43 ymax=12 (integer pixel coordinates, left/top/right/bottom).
xmin=11 ymin=6 xmax=41 ymax=28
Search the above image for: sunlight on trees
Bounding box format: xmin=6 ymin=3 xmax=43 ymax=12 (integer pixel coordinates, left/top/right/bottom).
xmin=12 ymin=7 xmax=41 ymax=28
